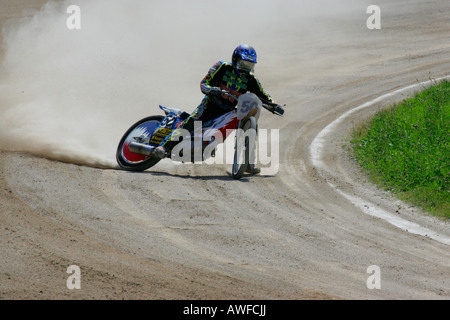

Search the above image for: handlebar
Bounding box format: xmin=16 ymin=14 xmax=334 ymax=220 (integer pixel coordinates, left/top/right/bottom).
xmin=220 ymin=90 xmax=285 ymax=117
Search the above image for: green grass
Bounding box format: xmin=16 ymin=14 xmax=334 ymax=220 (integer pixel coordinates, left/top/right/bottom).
xmin=351 ymin=80 xmax=449 ymax=219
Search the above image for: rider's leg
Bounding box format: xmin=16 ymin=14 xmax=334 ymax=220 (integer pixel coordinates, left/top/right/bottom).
xmin=154 ymin=102 xmax=206 ymax=157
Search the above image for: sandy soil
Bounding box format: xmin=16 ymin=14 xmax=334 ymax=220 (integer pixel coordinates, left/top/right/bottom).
xmin=0 ymin=0 xmax=449 ymax=300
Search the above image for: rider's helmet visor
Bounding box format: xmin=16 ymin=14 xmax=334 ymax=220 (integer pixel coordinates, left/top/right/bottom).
xmin=236 ymin=60 xmax=255 ymax=73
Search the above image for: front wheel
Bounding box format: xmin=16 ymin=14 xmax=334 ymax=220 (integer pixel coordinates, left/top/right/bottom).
xmin=231 ymin=117 xmax=257 ymax=180
xmin=116 ymin=115 xmax=164 ymax=171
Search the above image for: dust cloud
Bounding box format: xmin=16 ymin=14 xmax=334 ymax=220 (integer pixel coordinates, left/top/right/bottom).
xmin=0 ymin=0 xmax=367 ymax=168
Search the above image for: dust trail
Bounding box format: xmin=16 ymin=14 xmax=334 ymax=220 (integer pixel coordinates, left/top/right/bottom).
xmin=0 ymin=0 xmax=365 ymax=168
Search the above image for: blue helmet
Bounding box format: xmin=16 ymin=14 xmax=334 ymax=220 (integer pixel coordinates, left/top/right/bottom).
xmin=232 ymin=44 xmax=257 ymax=74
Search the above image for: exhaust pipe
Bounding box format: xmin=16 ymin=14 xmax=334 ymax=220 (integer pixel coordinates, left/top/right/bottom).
xmin=128 ymin=141 xmax=166 ymax=159
xmin=128 ymin=141 xmax=154 ymax=156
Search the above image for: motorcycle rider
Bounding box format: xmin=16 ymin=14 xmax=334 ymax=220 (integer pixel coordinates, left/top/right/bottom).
xmin=155 ymin=44 xmax=278 ymax=175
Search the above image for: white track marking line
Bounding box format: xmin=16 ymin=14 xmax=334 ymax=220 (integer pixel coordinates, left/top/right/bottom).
xmin=310 ymin=76 xmax=450 ymax=245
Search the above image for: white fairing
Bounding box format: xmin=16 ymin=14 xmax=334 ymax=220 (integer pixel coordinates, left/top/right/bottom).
xmin=236 ymin=92 xmax=261 ymax=121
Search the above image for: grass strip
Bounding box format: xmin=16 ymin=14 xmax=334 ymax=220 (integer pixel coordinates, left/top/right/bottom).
xmin=351 ymin=80 xmax=449 ymax=219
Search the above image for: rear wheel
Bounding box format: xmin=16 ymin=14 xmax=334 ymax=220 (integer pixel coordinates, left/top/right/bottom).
xmin=232 ymin=117 xmax=257 ymax=180
xmin=116 ymin=115 xmax=164 ymax=171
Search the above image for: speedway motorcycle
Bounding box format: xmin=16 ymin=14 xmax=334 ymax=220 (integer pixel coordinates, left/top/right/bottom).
xmin=116 ymin=91 xmax=284 ymax=179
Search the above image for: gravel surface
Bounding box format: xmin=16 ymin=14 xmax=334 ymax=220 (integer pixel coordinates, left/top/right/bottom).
xmin=1 ymin=0 xmax=449 ymax=299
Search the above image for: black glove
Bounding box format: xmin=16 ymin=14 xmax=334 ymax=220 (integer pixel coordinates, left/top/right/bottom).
xmin=273 ymin=104 xmax=284 ymax=116
xmin=209 ymin=87 xmax=222 ymax=96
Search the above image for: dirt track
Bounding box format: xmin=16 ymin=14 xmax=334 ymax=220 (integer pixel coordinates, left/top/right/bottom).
xmin=1 ymin=1 xmax=449 ymax=299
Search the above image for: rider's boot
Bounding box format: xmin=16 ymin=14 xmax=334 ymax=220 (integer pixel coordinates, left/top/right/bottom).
xmin=152 ymin=146 xmax=167 ymax=159
xmin=245 ymin=164 xmax=261 ymax=175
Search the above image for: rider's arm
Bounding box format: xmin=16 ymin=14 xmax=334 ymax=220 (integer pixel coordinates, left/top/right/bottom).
xmin=249 ymin=74 xmax=284 ymax=115
xmin=200 ymin=61 xmax=226 ymax=96
xmin=249 ymin=74 xmax=276 ymax=104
